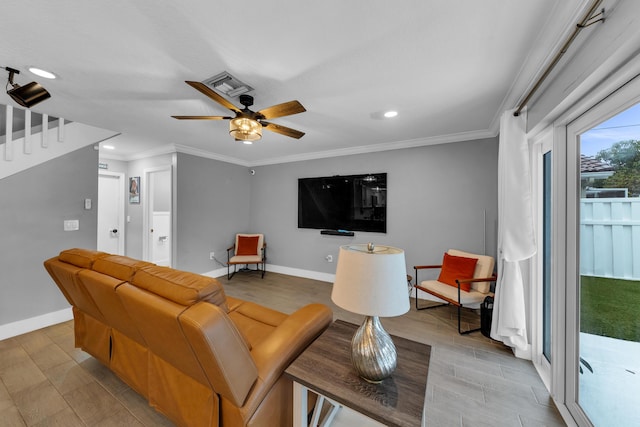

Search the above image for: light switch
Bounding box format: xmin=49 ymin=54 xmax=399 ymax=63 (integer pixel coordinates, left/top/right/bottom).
xmin=84 ymin=198 xmax=92 ymax=210
xmin=64 ymin=220 xmax=79 ymax=231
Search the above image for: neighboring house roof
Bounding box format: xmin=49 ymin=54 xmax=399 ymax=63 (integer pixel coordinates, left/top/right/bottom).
xmin=580 ymin=155 xmax=614 ymax=172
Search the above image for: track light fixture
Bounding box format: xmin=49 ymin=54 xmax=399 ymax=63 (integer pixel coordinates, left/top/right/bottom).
xmin=4 ymin=66 xmax=51 ymax=108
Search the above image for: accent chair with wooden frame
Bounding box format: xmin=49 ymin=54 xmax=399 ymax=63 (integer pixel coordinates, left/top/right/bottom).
xmin=413 ymin=249 xmax=496 ymax=335
xmin=227 ymin=233 xmax=266 ymax=280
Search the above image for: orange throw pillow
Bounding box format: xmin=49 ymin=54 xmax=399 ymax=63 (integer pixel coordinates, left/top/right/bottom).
xmin=437 ymin=252 xmax=478 ymax=292
xmin=236 ymin=236 xmax=260 ymax=256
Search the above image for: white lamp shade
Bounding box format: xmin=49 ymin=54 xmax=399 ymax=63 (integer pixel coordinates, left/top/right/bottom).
xmin=331 ymin=244 xmax=410 ymax=317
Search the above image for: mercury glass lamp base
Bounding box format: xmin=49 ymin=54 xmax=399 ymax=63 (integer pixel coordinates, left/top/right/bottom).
xmin=350 ymin=315 xmax=397 ymax=383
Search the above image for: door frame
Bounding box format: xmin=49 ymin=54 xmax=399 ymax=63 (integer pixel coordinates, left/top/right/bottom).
xmin=98 ymin=170 xmax=125 ymax=255
xmin=530 ymin=128 xmax=553 ymax=391
xmin=142 ymin=165 xmax=173 ymax=266
xmin=526 ymin=61 xmax=640 ymax=427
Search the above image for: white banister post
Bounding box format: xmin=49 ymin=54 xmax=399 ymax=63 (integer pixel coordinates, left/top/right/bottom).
xmin=42 ymin=113 xmax=49 ymax=148
xmin=57 ymin=117 xmax=64 ymax=142
xmin=24 ymin=109 xmax=32 ymax=154
xmin=4 ymin=105 xmax=13 ymax=161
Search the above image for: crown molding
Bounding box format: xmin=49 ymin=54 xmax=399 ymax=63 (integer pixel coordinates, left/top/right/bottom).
xmin=173 ymin=144 xmax=251 ymax=166
xmin=112 ymin=143 xmax=250 ymax=166
xmin=105 ymin=128 xmax=497 ymax=167
xmin=249 ymin=129 xmax=497 ymax=167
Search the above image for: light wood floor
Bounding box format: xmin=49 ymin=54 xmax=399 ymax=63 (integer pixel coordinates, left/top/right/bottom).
xmin=0 ymin=272 xmax=565 ymax=426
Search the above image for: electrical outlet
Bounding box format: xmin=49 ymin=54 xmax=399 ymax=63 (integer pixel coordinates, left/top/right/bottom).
xmin=326 ymin=254 xmax=333 ymax=262
xmin=210 ymin=252 xmax=215 ymax=260
xmin=63 ymin=219 xmax=79 ymax=231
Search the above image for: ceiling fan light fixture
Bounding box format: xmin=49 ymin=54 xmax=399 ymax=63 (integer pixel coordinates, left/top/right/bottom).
xmin=173 ymin=80 xmax=304 ymax=141
xmin=229 ymin=117 xmax=262 ymax=142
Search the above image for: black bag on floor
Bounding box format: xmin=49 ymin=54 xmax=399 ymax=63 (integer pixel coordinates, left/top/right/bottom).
xmin=480 ymin=295 xmax=494 ymax=338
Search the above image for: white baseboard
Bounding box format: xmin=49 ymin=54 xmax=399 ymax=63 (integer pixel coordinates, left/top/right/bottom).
xmin=202 ymin=266 xmax=229 ymax=279
xmin=0 ymin=307 xmax=73 ymax=341
xmin=267 ymin=264 xmax=335 ymax=283
xmin=203 ymin=264 xmax=336 ymax=283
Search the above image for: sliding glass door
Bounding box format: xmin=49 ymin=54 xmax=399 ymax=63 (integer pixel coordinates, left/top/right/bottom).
xmin=566 ymin=93 xmax=640 ymax=426
xmin=542 ymin=149 xmax=552 ymax=364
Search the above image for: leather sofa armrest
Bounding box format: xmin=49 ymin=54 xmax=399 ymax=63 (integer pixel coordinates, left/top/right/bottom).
xmin=241 ymin=303 xmax=333 ymax=413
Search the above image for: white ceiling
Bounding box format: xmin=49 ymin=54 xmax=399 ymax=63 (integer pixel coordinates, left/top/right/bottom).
xmin=1 ymin=0 xmax=586 ymax=166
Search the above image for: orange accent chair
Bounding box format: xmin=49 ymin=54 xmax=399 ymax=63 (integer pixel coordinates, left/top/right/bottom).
xmin=413 ymin=249 xmax=496 ymax=334
xmin=227 ymin=234 xmax=266 ymax=279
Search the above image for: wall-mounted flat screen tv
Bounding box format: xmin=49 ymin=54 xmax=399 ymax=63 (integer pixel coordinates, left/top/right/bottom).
xmin=298 ymin=173 xmax=387 ymax=233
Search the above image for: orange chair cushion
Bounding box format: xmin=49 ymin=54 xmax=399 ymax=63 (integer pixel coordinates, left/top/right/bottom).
xmin=236 ymin=235 xmax=260 ymax=256
xmin=438 ymin=252 xmax=478 ymax=292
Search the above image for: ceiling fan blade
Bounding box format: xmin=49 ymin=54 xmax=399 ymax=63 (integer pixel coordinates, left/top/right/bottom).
xmin=258 ymin=100 xmax=306 ymax=120
xmin=185 ymin=81 xmax=240 ymax=113
xmin=262 ymin=121 xmax=305 ymax=139
xmin=171 ymin=115 xmax=231 ymax=120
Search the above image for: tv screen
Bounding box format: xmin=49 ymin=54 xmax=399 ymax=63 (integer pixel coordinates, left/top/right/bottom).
xmin=298 ymin=173 xmax=387 ymax=233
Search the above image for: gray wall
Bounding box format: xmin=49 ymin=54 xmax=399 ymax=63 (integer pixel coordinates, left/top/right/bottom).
xmin=0 ymin=136 xmax=496 ymax=328
xmin=174 ymin=153 xmax=251 ymax=273
xmin=249 ymin=138 xmax=498 ymax=277
xmin=0 ymin=145 xmax=98 ymax=324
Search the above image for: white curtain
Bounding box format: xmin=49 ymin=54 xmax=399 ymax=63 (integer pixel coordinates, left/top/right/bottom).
xmin=490 ymin=109 xmax=536 ymax=354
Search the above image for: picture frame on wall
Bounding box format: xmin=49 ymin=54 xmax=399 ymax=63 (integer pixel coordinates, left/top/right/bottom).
xmin=129 ymin=176 xmax=140 ymax=204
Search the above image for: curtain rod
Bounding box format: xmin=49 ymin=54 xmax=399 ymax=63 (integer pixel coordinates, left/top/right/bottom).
xmin=513 ymin=0 xmax=605 ymax=117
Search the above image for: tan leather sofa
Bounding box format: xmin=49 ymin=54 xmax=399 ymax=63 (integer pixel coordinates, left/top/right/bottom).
xmin=44 ymin=248 xmax=333 ymax=426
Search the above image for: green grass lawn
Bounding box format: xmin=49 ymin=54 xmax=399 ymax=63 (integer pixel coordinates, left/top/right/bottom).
xmin=580 ymin=276 xmax=640 ymax=342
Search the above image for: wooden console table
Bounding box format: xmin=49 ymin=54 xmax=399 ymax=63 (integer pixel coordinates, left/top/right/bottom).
xmin=285 ymin=320 xmax=431 ymax=427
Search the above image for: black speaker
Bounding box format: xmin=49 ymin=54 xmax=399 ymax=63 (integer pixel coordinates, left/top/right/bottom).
xmin=480 ymin=296 xmax=494 ymax=338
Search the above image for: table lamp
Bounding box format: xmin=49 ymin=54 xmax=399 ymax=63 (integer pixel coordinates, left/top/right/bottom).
xmin=331 ymin=243 xmax=410 ymax=383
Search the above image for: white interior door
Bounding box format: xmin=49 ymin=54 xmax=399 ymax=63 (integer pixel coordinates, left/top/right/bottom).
xmin=151 ymin=211 xmax=171 ymax=266
xmin=98 ymin=171 xmax=125 ymax=255
xmin=143 ymin=166 xmax=172 ymax=267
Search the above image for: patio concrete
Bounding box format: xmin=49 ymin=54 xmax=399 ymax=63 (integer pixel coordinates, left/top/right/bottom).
xmin=579 ymin=332 xmax=640 ymax=426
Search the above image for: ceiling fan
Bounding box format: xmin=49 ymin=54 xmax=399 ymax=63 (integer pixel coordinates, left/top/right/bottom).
xmin=172 ymin=81 xmax=306 ymax=143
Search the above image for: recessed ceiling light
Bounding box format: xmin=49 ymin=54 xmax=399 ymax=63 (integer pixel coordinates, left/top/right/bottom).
xmin=103 ymin=145 xmax=115 ymax=150
xmin=383 ymin=111 xmax=398 ymax=118
xmin=28 ymin=67 xmax=56 ymax=79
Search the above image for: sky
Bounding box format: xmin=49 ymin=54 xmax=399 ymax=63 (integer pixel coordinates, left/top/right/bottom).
xmin=580 ymin=102 xmax=640 ymax=157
